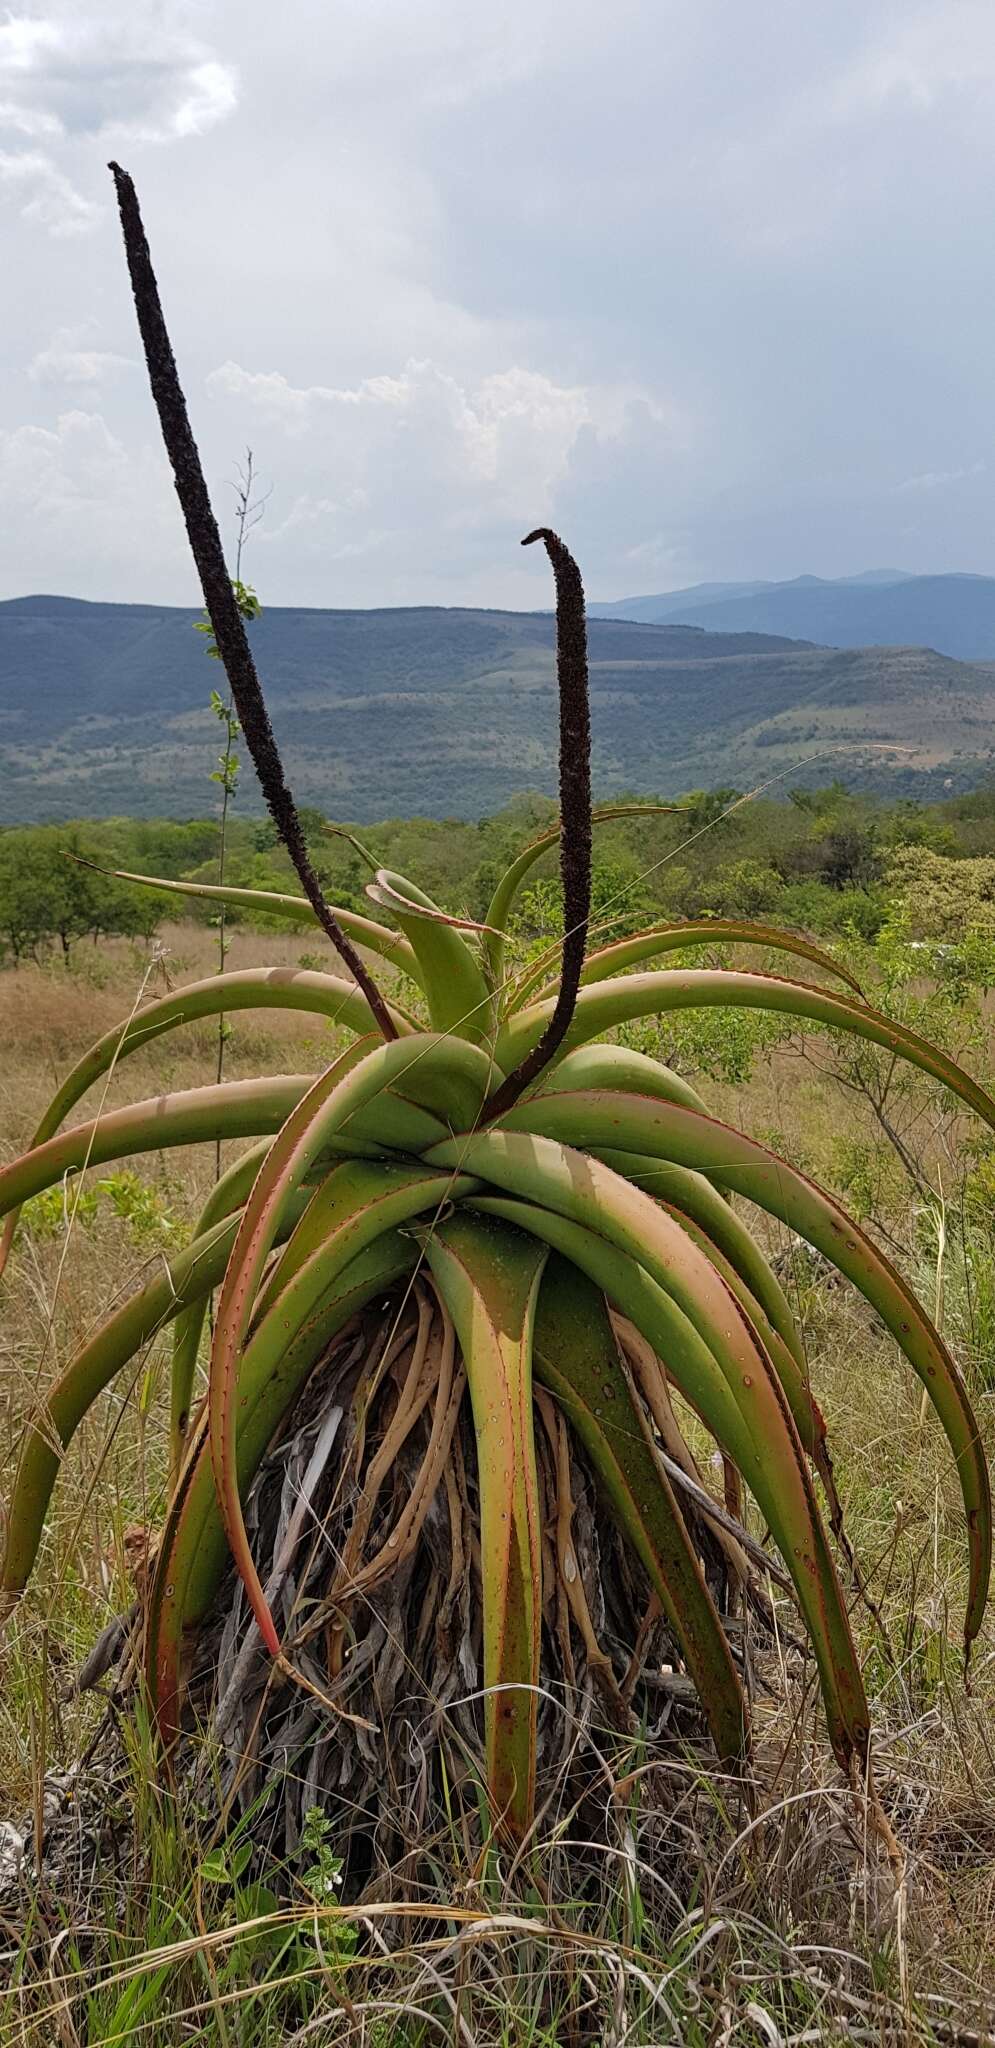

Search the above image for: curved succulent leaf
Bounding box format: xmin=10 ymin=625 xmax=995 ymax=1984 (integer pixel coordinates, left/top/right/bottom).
xmin=169 ymin=1138 xmax=272 ymax=1479
xmin=533 ymin=1256 xmax=747 ymax=1764
xmin=0 ymin=971 xmax=416 ymax=1279
xmin=0 ymin=1077 xmax=316 ymax=1223
xmin=365 ymin=869 xmax=492 ymax=1044
xmin=40 ymin=969 xmax=410 ymax=1141
xmin=613 ymin=1171 xmax=835 ymax=1506
xmin=535 ymin=1047 xmax=801 ymax=1366
xmin=147 ymin=1231 xmax=418 ymax=1743
xmin=531 ymin=1040 xmax=711 ymax=1117
xmin=495 ymin=967 xmax=995 ymax=1138
xmin=431 ymin=1131 xmax=868 ymax=1769
xmin=421 ymin=1210 xmax=548 ymax=1838
xmin=512 ymin=920 xmax=865 ymax=1015
xmin=501 ymin=1085 xmax=992 ymax=1644
xmin=211 ymin=1041 xmax=487 ymax=1652
xmin=2 ymin=1211 xmax=258 ymax=1603
xmin=68 ymin=860 xmax=419 ymax=979
xmin=484 ymin=804 xmax=684 ymax=994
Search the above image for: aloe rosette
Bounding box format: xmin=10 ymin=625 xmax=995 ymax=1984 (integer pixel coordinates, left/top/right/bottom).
xmin=1 ymin=166 xmax=992 ymax=1844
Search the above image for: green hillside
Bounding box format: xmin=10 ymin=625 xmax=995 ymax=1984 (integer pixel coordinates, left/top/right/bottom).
xmin=3 ymin=593 xmax=995 ymax=820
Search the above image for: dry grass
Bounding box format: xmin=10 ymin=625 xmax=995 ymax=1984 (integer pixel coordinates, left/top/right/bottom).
xmin=2 ymin=922 xmax=995 ymax=2042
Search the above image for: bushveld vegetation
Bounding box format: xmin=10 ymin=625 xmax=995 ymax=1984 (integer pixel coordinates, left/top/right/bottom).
xmin=6 ymin=776 xmax=995 ymax=968
xmin=4 ymin=166 xmax=995 ymax=2046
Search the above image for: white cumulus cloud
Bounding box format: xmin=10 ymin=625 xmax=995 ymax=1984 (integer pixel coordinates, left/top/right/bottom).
xmin=0 ymin=147 xmax=99 ymax=234
xmin=29 ymin=325 xmax=135 ymax=385
xmin=0 ymin=8 xmax=238 ymax=146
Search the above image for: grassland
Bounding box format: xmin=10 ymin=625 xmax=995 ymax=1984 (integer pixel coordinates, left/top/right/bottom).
xmin=3 ymin=918 xmax=995 ymax=2043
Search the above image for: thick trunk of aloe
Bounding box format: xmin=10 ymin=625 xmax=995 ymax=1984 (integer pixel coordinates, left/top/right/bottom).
xmin=147 ymin=1232 xmax=417 ymax=1743
xmin=422 ymin=1213 xmax=548 ymax=1840
xmin=501 ymin=1086 xmax=992 ymax=1646
xmin=533 ymin=1256 xmax=748 ymax=1765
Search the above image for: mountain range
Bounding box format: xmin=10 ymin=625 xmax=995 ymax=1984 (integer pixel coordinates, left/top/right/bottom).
xmin=589 ymin=571 xmax=995 ymax=660
xmin=3 ymin=590 xmax=995 ymax=822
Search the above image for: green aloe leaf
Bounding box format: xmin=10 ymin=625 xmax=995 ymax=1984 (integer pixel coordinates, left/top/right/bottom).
xmin=500 ymin=1084 xmax=992 ymax=1646
xmin=2 ymin=1201 xmax=283 ymax=1605
xmin=484 ymin=804 xmax=683 ymax=994
xmin=0 ymin=969 xmax=415 ymax=1280
xmin=169 ymin=1138 xmax=273 ymax=1480
xmin=532 ymin=1039 xmax=711 ymax=1116
xmin=495 ymin=966 xmax=995 ymax=1138
xmin=365 ymin=869 xmax=492 ymax=1044
xmin=511 ymin=919 xmax=865 ymax=1015
xmin=534 ymin=1041 xmax=802 ymax=1364
xmin=68 ymin=859 xmax=419 ymax=978
xmin=0 ymin=1077 xmax=318 ymax=1224
xmin=421 ymin=1210 xmax=548 ymax=1839
xmin=147 ymin=1231 xmax=417 ymax=1743
xmin=431 ymin=1131 xmax=868 ymax=1770
xmin=533 ymin=1256 xmax=747 ymax=1764
xmin=619 ymin=1172 xmax=835 ymax=1506
xmin=208 ymin=1035 xmax=489 ymax=1653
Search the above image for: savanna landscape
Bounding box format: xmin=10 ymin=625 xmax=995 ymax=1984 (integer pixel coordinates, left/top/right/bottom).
xmin=7 ymin=18 xmax=995 ymax=2044
xmin=7 ymin=733 xmax=995 ymax=2041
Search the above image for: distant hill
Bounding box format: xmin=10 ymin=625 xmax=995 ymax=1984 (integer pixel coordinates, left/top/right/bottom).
xmin=590 ymin=572 xmax=995 ymax=659
xmin=3 ymin=593 xmax=995 ymax=822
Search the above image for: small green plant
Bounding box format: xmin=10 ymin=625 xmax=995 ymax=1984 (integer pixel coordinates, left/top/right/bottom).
xmin=21 ymin=1182 xmax=100 ymax=1238
xmin=21 ymin=1171 xmax=181 ymax=1248
xmin=96 ymin=1170 xmax=185 ymax=1248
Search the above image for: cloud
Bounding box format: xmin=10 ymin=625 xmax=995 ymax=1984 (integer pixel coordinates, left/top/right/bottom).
xmin=204 ymin=354 xmax=648 ymax=598
xmin=209 ymin=356 xmax=594 ymax=480
xmin=28 ymin=327 xmax=135 ymax=385
xmin=830 ymin=2 xmax=995 ymax=121
xmin=895 ymin=462 xmax=987 ymax=494
xmin=6 ymin=0 xmax=995 ymax=604
xmin=0 ymin=9 xmax=238 ymax=146
xmin=0 ymin=408 xmax=188 ymax=596
xmin=0 ymin=147 xmax=99 ymax=234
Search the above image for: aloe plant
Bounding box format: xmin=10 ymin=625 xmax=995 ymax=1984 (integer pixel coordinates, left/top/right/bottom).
xmin=2 ymin=166 xmax=992 ymax=1847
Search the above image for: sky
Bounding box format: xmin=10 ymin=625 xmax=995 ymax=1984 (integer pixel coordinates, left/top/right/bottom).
xmin=2 ymin=0 xmax=995 ymax=611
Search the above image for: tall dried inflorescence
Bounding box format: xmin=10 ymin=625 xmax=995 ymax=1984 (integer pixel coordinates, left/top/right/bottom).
xmin=485 ymin=527 xmax=592 ymax=1119
xmin=108 ymin=162 xmax=397 ymax=1045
